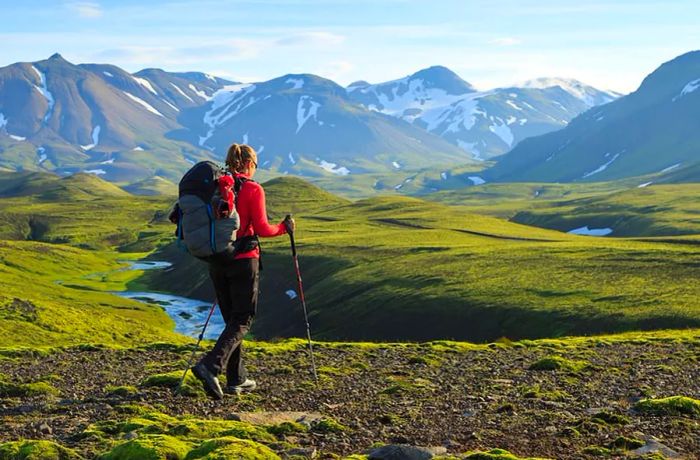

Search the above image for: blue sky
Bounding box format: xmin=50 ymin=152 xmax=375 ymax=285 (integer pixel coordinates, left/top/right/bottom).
xmin=2 ymin=0 xmax=698 ymax=93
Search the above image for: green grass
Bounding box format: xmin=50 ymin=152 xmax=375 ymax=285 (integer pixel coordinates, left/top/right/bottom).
xmin=634 ymin=396 xmax=700 ymax=417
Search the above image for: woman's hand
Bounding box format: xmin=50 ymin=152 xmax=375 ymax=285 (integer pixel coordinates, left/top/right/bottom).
xmin=284 ymin=215 xmax=296 ymax=234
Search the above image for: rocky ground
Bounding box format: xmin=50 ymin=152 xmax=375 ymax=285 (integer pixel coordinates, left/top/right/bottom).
xmin=0 ymin=336 xmax=699 ymax=459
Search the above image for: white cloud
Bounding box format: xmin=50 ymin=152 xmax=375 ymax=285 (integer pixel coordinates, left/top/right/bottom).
xmin=66 ymin=1 xmax=103 ymax=18
xmin=490 ymin=37 xmax=522 ymax=46
xmin=315 ymin=60 xmax=355 ymax=81
xmin=275 ymin=31 xmax=346 ymax=47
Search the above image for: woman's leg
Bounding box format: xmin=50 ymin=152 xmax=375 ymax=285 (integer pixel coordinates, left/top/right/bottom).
xmin=200 ymin=258 xmax=258 ymax=381
xmin=224 ymin=258 xmax=259 ymax=386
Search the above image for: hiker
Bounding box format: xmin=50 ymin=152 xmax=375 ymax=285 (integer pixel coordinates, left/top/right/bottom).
xmin=191 ymin=143 xmax=294 ymax=399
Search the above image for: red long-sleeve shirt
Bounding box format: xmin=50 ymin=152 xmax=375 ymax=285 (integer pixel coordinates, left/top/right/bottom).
xmin=233 ymin=173 xmax=287 ymax=259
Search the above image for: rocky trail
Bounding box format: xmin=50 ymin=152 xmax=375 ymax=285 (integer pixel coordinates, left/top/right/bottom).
xmin=1 ymin=336 xmax=699 ymax=459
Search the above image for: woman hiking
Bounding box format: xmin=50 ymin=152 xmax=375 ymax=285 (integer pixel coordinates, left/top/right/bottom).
xmin=192 ymin=143 xmax=294 ymax=400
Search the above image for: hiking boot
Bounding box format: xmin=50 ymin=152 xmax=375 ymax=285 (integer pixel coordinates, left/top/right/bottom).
xmin=224 ymin=378 xmax=257 ymax=395
xmin=191 ymin=363 xmax=223 ymax=400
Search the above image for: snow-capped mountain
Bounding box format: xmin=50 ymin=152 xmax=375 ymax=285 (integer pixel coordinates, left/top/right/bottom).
xmin=0 ymin=54 xmax=223 ymax=181
xmin=347 ymin=67 xmax=618 ymax=160
xmin=181 ymin=73 xmax=472 ymax=175
xmin=486 ymin=51 xmax=700 ymax=183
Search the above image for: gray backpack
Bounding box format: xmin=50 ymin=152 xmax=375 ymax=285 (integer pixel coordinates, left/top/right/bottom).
xmin=174 ymin=161 xmax=241 ymax=260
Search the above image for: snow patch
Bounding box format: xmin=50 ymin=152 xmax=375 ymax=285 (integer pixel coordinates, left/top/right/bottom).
xmin=185 ymin=158 xmax=195 ymax=165
xmin=188 ymin=84 xmax=210 ymax=101
xmin=296 ymin=95 xmax=321 ymax=133
xmin=506 ymin=116 xmax=517 ymax=125
xmin=80 ymin=125 xmax=101 ymax=151
xmin=123 ymin=92 xmax=164 ymax=117
xmin=31 ymin=66 xmax=54 ymax=123
xmin=582 ymin=153 xmax=620 ymax=178
xmin=103 ymin=71 xmax=113 ymax=77
xmin=199 ymin=84 xmax=256 ymax=146
xmin=638 ymin=182 xmax=653 ymax=188
xmin=163 ymin=100 xmax=180 ymax=112
xmin=169 ymin=83 xmax=194 ymax=103
xmin=85 ymin=169 xmax=106 ymax=176
xmin=133 ymin=146 xmax=144 ymax=151
xmin=9 ymin=134 xmax=26 ymax=141
xmin=288 ymin=152 xmax=296 ymax=165
xmin=441 ymin=172 xmax=447 ymax=180
xmin=673 ymin=79 xmax=700 ymax=101
xmin=285 ymin=290 xmax=298 ymax=300
xmin=660 ymin=163 xmax=681 ymax=173
xmin=286 ymin=78 xmax=304 ymax=89
xmin=488 ymin=119 xmax=514 ymax=146
xmin=0 ymin=113 xmax=7 ymax=129
xmin=568 ymin=226 xmax=613 ymax=236
xmin=468 ymin=176 xmax=486 ymax=185
xmin=133 ymin=76 xmax=158 ymax=95
xmin=519 ymin=118 xmax=528 ymax=125
xmin=37 ymin=147 xmax=47 ymax=164
xmin=100 ymin=158 xmax=114 ymax=165
xmin=318 ymin=160 xmax=350 ymax=175
xmin=506 ymin=100 xmax=522 ymax=111
xmin=204 ymin=73 xmax=217 ymax=83
xmin=392 ymin=161 xmax=401 ymax=169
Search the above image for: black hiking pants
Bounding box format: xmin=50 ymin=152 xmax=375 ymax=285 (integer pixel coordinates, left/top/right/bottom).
xmin=200 ymin=258 xmax=259 ymax=386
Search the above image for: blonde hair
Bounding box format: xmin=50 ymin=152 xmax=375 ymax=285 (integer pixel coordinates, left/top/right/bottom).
xmin=225 ymin=143 xmax=257 ymax=173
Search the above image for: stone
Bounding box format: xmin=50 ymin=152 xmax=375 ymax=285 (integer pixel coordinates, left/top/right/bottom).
xmin=284 ymin=447 xmax=318 ymax=458
xmin=631 ymin=438 xmax=682 ymax=458
xmin=38 ymin=422 xmax=52 ymax=435
xmin=368 ymin=444 xmax=438 ymax=460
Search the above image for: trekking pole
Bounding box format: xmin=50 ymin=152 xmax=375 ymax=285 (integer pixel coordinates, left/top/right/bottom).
xmin=286 ymin=215 xmax=319 ymax=385
xmin=177 ymin=300 xmax=217 ymax=394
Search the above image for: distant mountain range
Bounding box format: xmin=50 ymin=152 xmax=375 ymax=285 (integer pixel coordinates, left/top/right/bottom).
xmin=487 ymin=51 xmax=700 ymax=183
xmin=0 ymin=54 xmax=618 ymax=185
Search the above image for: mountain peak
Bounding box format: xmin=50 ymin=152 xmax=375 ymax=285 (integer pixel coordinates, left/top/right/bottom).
xmin=409 ymin=65 xmax=476 ymax=94
xmin=49 ymin=53 xmax=65 ymax=61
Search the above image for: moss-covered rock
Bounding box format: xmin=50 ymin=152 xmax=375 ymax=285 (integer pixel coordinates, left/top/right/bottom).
xmin=98 ymin=434 xmax=191 ymax=460
xmin=528 ymin=356 xmax=589 ymax=372
xmin=106 ymin=385 xmax=139 ymax=397
xmin=608 ymin=436 xmax=645 ymax=450
xmin=185 ymin=437 xmax=280 ymax=459
xmin=462 ymin=448 xmax=549 ymax=460
xmin=266 ymin=421 xmax=308 ymax=437
xmin=634 ymin=396 xmax=700 ymax=417
xmin=0 ymin=440 xmax=81 ymax=460
xmin=0 ymin=378 xmax=58 ymax=398
xmin=140 ymin=371 xmax=205 ymax=398
xmin=581 ymin=445 xmax=611 ymax=456
xmin=310 ymin=417 xmax=347 ymax=434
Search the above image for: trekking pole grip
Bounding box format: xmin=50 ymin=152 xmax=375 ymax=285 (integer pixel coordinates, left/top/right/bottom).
xmin=285 ymin=214 xmax=297 ymax=257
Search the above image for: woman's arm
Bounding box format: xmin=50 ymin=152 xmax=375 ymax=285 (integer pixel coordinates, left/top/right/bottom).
xmin=250 ymin=185 xmax=287 ymax=237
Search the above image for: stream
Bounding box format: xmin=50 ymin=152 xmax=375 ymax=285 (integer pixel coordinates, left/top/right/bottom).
xmin=115 ymin=261 xmax=225 ymax=339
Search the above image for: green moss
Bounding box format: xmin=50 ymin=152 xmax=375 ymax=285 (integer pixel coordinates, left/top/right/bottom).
xmin=582 ymin=446 xmax=612 ymax=456
xmin=529 ymin=355 xmax=589 ymax=372
xmin=0 ymin=440 xmax=81 ymax=460
xmin=98 ymin=435 xmax=191 ymax=460
xmin=519 ymin=384 xmax=567 ymax=401
xmin=634 ymin=396 xmax=700 ymax=417
xmin=266 ymin=422 xmax=308 ymax=437
xmin=608 ymin=436 xmax=645 ymax=450
xmin=140 ymin=371 xmax=205 ymax=398
xmin=106 ymin=385 xmax=139 ymax=397
xmin=169 ymin=420 xmax=275 ymax=443
xmin=310 ymin=417 xmax=347 ymax=434
xmin=590 ymin=411 xmax=630 ymax=426
xmin=0 ymin=378 xmax=59 ymax=398
xmin=463 ymin=448 xmax=549 ymax=460
xmin=185 ymin=437 xmax=280 ymax=459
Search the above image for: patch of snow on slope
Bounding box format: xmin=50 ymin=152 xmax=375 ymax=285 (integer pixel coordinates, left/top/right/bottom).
xmin=488 ymin=119 xmax=514 ymax=146
xmin=582 ymin=152 xmax=620 ymax=178
xmin=133 ymin=76 xmax=158 ymax=95
xmin=31 ymin=66 xmax=55 ymax=122
xmin=673 ymin=79 xmax=700 ymax=101
xmin=123 ymin=92 xmax=164 ymax=117
xmin=85 ymin=169 xmax=106 ymax=176
xmin=441 ymin=172 xmax=447 ymax=180
xmin=296 ymin=95 xmax=321 ymax=133
xmin=80 ymin=125 xmax=101 ymax=151
xmin=507 ymin=116 xmax=517 ymax=125
xmin=163 ymin=100 xmax=180 ymax=112
xmin=133 ymin=146 xmax=144 ymax=151
xmin=288 ymin=152 xmax=296 ymax=165
xmin=169 ymin=83 xmax=194 ymax=103
xmin=199 ymin=84 xmax=256 ymax=146
xmin=103 ymin=71 xmax=113 ymax=77
xmin=638 ymin=182 xmax=653 ymax=188
xmin=318 ymin=160 xmax=350 ymax=175
xmin=660 ymin=163 xmax=681 ymax=173
xmin=242 ymin=132 xmax=248 ymax=144
xmin=468 ymin=176 xmax=486 ymax=185
xmin=205 ymin=74 xmax=217 ymax=82
xmin=457 ymin=140 xmax=484 ymax=161
xmin=286 ymin=78 xmax=304 ymax=89
xmin=185 ymin=158 xmax=195 ymax=165
xmin=9 ymin=135 xmax=26 ymax=141
xmin=189 ymin=84 xmax=211 ymax=101
xmin=392 ymin=161 xmax=401 ymax=169
xmin=100 ymin=158 xmax=114 ymax=165
xmin=568 ymin=226 xmax=613 ymax=236
xmin=37 ymin=147 xmax=47 ymax=164
xmin=0 ymin=113 xmax=7 ymax=129
xmin=521 ymin=77 xmax=615 ymax=107
xmin=506 ymin=100 xmax=522 ymax=111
